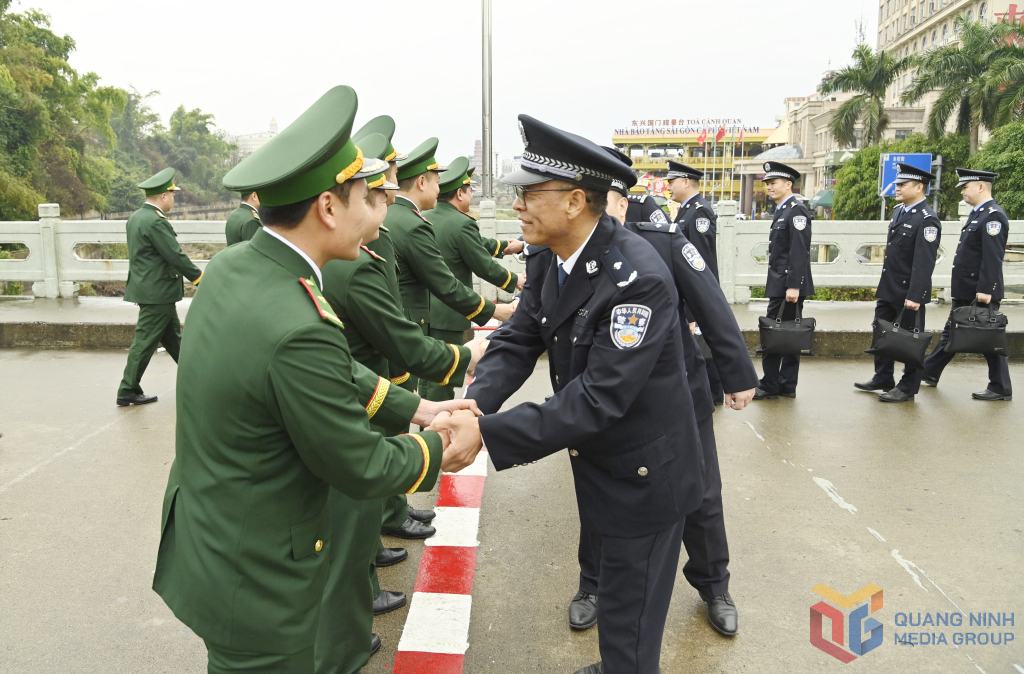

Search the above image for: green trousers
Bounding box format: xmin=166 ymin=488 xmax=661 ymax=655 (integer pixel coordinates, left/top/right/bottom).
xmin=117 ymin=303 xmax=181 ymax=397
xmin=379 ymin=375 xmax=418 ymax=534
xmin=417 ymin=328 xmax=466 ymax=402
xmin=314 ymin=489 xmax=383 ymax=674
xmin=206 ymin=642 xmax=314 ymax=673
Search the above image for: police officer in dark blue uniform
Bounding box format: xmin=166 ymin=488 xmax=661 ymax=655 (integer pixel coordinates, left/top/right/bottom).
xmin=754 ymin=161 xmax=814 ymax=400
xmin=855 ymin=163 xmax=941 ymax=402
xmin=595 ymin=154 xmax=758 ymax=638
xmin=466 ymin=115 xmax=704 ymax=674
xmin=625 ymin=191 xmax=670 ymax=225
xmin=922 ymin=168 xmax=1011 ymax=400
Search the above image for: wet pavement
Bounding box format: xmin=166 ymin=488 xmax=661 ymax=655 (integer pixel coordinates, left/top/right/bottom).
xmin=1 ymin=349 xmax=1021 ymax=673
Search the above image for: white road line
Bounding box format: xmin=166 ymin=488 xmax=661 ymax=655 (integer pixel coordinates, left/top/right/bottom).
xmin=891 ymin=549 xmax=928 ymax=591
xmin=1011 ymin=664 xmax=1023 ymax=673
xmin=965 ymin=654 xmax=988 ymax=674
xmin=889 ymin=549 xmax=965 ymax=614
xmin=396 ymin=592 xmax=473 ymax=654
xmin=1 ymin=416 xmax=121 ymax=494
xmin=867 ymin=528 xmax=886 ymax=542
xmin=812 ymin=477 xmax=858 ymax=514
xmin=424 ymin=507 xmax=481 ymax=548
xmin=744 ymin=421 xmax=764 ymax=441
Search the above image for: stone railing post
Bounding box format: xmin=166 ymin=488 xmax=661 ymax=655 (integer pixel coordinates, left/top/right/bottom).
xmin=717 ymin=200 xmax=748 ymax=304
xmin=33 ymin=203 xmax=61 ymax=299
xmin=476 ymin=199 xmax=498 ymax=301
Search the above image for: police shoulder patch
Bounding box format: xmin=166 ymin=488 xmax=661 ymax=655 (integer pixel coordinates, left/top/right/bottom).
xmin=986 ymin=221 xmax=1002 ymax=236
xmin=923 ymin=226 xmax=939 ymax=242
xmin=602 ymin=245 xmax=637 ymax=289
xmin=793 ymin=215 xmax=808 ymax=231
xmin=610 ymin=304 xmax=652 ymax=349
xmin=681 ymin=243 xmax=706 ymax=271
xmin=300 ymin=277 xmax=344 ymax=328
xmin=695 ymin=217 xmax=711 ymax=233
xmin=649 ymin=209 xmax=668 ymax=224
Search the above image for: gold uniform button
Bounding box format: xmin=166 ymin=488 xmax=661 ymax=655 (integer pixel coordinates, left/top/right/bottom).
xmin=637 ymin=467 xmax=649 ymax=477
xmin=315 ymin=540 xmax=323 ymax=552
xmin=569 ymin=449 xmax=579 ymax=457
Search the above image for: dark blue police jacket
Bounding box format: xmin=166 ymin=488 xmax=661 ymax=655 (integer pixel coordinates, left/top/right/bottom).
xmin=467 ymin=215 xmax=704 ymax=537
xmin=877 ymin=201 xmax=941 ymax=305
xmin=951 ymin=200 xmax=1008 ymax=302
xmin=766 ymin=197 xmax=815 ymax=297
xmin=673 ymin=195 xmax=719 ymax=280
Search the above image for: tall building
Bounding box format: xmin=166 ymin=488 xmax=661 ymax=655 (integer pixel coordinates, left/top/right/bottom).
xmin=472 ymin=139 xmax=483 ymax=173
xmin=228 ymin=118 xmax=279 ymax=162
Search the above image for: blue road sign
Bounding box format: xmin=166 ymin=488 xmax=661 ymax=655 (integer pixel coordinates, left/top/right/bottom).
xmin=878 ymin=153 xmax=933 ymax=196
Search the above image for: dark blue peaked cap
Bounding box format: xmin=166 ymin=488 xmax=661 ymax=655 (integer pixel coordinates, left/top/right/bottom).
xmin=954 ymin=167 xmax=997 ymax=187
xmin=894 ymin=162 xmax=936 ymax=185
xmin=601 ymin=146 xmax=639 ymax=196
xmin=503 ymin=114 xmax=636 ymax=192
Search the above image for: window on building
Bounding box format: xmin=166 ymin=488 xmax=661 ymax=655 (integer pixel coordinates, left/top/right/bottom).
xmin=894 ymin=129 xmax=912 ymax=141
xmin=886 ymin=26 xmax=890 ymax=41
xmin=880 ymin=5 xmax=884 ymax=20
xmin=980 ymin=2 xmax=987 ymax=22
xmin=903 ymin=15 xmax=908 ymax=30
xmin=911 ymin=8 xmax=916 ymax=24
xmin=932 ymin=29 xmax=937 ymax=43
xmin=942 ymin=24 xmax=948 ymax=41
xmin=887 ymin=0 xmax=892 ymax=16
xmin=966 ymin=9 xmax=972 ymax=21
xmin=913 ymin=40 xmax=918 ymax=51
xmin=929 ymin=0 xmax=934 ymax=14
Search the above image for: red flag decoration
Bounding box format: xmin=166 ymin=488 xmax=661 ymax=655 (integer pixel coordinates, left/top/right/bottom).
xmin=697 ymin=128 xmax=707 ymax=145
xmin=736 ymin=129 xmax=744 ymax=146
xmin=715 ymin=126 xmax=726 ymax=143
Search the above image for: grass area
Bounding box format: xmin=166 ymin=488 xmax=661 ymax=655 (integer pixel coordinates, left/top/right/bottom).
xmin=749 ymin=287 xmax=940 ymax=301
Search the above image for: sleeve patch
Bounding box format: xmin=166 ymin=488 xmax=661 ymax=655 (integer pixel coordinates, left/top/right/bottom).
xmin=986 ymin=221 xmax=1002 ymax=236
xmin=682 ymin=243 xmax=706 ymax=271
xmin=649 ymin=209 xmax=669 ymax=224
xmin=793 ymin=216 xmax=808 ymax=230
xmin=924 ymin=226 xmax=938 ymax=242
xmin=610 ymin=304 xmax=652 ymax=349
xmin=696 ymin=217 xmax=711 ymax=233
xmin=299 ymin=278 xmax=344 ymax=328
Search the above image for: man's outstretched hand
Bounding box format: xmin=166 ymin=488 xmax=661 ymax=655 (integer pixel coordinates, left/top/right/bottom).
xmin=432 ymin=409 xmax=484 ymax=473
xmin=466 ymin=337 xmax=491 ymax=376
xmin=412 ymin=398 xmax=481 ymax=428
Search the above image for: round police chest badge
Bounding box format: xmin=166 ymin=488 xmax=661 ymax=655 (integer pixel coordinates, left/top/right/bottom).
xmin=924 ymin=226 xmax=938 ymax=242
xmin=987 ymin=221 xmax=1002 ymax=236
xmin=610 ymin=304 xmax=652 ymax=349
xmin=682 ymin=243 xmax=706 ymax=271
xmin=696 ymin=217 xmax=710 ymax=233
xmin=650 ymin=209 xmax=668 ymax=224
xmin=793 ymin=216 xmax=807 ymax=231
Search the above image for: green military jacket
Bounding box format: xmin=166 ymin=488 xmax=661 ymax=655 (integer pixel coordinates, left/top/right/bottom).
xmin=152 ymin=228 xmax=442 ymax=654
xmin=364 ymin=227 xmax=415 ymax=386
xmin=385 ymin=196 xmax=496 ymax=331
xmin=424 ymin=201 xmax=517 ymax=332
xmin=225 ymin=202 xmax=262 ymax=245
xmin=322 ymin=245 xmax=471 ymax=389
xmin=124 ymin=203 xmax=203 ymax=304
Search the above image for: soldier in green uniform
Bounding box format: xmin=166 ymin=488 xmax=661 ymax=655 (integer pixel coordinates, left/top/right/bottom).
xmin=224 ymin=191 xmax=262 ymax=244
xmin=420 ymin=156 xmax=523 ymax=401
xmin=314 ymin=135 xmax=487 ymax=674
xmin=152 ymin=86 xmax=483 ymax=674
xmin=116 ymin=168 xmax=203 ymax=407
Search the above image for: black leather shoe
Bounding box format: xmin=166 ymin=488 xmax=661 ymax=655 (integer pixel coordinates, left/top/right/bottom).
xmin=972 ymin=389 xmax=1012 ymax=401
xmin=854 ymin=379 xmax=894 ymax=392
xmin=370 ymin=633 xmax=381 ymax=656
xmin=702 ymin=592 xmax=738 ymax=637
xmin=116 ymin=392 xmax=157 ymax=407
xmin=372 ymin=589 xmax=407 ymax=615
xmin=779 ymin=391 xmax=796 ymax=398
xmin=921 ymin=375 xmax=939 ymax=387
xmin=879 ymin=388 xmax=914 ymax=402
xmin=375 ymin=547 xmax=408 ymax=567
xmin=753 ymin=387 xmax=778 ymax=400
xmin=407 ymin=504 xmax=436 ymax=522
xmin=382 ymin=518 xmax=436 ymax=540
xmin=568 ymin=590 xmax=598 ymax=631
xmin=573 ymin=663 xmax=603 ymax=674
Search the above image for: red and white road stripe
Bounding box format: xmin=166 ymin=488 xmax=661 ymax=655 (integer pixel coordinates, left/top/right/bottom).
xmin=392 ymin=373 xmax=490 ymax=674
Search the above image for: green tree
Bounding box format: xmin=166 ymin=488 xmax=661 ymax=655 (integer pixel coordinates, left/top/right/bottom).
xmin=902 ymin=17 xmax=1014 ymax=155
xmin=832 ymin=133 xmax=969 ymax=220
xmin=818 ymin=44 xmax=912 ymax=147
xmin=971 ymin=120 xmax=1024 ymax=218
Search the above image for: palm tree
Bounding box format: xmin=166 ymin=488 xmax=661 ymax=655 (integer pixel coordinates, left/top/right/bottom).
xmin=902 ymin=17 xmax=1014 ymax=155
xmin=818 ymin=44 xmax=912 ymax=148
xmin=987 ymin=23 xmax=1024 ymax=127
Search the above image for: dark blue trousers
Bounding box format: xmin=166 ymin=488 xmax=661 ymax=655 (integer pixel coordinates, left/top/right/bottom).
xmin=871 ymin=299 xmax=927 ymax=394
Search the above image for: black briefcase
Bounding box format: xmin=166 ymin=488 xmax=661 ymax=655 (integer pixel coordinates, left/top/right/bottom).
xmin=865 ymin=308 xmax=933 ymax=369
xmin=758 ymin=303 xmax=815 ymax=356
xmin=947 ymin=301 xmax=1009 ymax=356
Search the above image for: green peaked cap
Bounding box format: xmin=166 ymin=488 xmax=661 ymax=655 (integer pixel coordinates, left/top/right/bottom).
xmin=396 ymin=137 xmax=446 ymax=181
xmin=138 ymin=168 xmax=182 ymax=195
xmin=222 ymin=86 xmax=387 ymax=207
xmin=356 ymin=133 xmax=399 ymax=190
xmin=438 ymin=156 xmax=476 ymax=193
xmin=353 ymin=114 xmax=407 ymax=162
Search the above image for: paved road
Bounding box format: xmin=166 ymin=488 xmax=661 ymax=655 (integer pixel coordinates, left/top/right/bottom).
xmin=1 ymin=349 xmax=1021 ymax=673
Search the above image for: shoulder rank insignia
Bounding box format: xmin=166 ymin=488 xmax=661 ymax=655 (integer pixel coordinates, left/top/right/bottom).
xmin=682 ymin=243 xmax=706 ymax=271
xmin=361 ymin=245 xmax=387 ymax=262
xmin=649 ymin=209 xmax=669 ymax=225
xmin=627 ymin=194 xmax=646 ymax=203
xmin=923 ymin=226 xmax=939 ymax=242
xmin=696 ymin=217 xmax=711 ymax=233
xmin=610 ymin=304 xmax=652 ymax=349
xmin=634 ymin=221 xmax=677 ymax=233
xmin=250 ymin=206 xmax=261 ymax=220
xmin=300 ymin=277 xmax=344 ymax=328
xmin=793 ymin=215 xmax=808 ymax=231
xmin=986 ymin=221 xmax=1002 ymax=236
xmin=602 ymin=245 xmax=637 ymax=288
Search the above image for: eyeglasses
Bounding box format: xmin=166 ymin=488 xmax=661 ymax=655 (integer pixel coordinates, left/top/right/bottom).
xmin=512 ymin=185 xmax=578 ymax=204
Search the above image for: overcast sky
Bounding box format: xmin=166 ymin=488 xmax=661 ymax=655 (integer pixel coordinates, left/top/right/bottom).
xmin=27 ymin=0 xmax=877 ymax=163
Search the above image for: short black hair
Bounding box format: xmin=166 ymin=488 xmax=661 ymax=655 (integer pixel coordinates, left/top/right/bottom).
xmin=582 ymin=187 xmax=607 ymax=218
xmin=438 ymin=184 xmax=472 ymax=203
xmin=240 ymin=192 xmax=255 ymax=201
xmin=397 ymin=176 xmax=418 ymax=191
xmin=258 ymin=181 xmax=355 ymax=229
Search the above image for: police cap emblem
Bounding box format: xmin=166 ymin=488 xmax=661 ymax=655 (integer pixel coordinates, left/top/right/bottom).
xmin=924 ymin=226 xmax=938 ymax=242
xmin=763 ymin=162 xmax=771 ymax=172
xmin=610 ymin=304 xmax=652 ymax=349
xmin=986 ymin=221 xmax=1002 ymax=236
xmin=793 ymin=215 xmax=807 ymax=231
xmin=682 ymin=243 xmax=706 ymax=271
xmin=696 ymin=217 xmax=710 ymax=233
xmin=650 ymin=209 xmax=668 ymax=225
